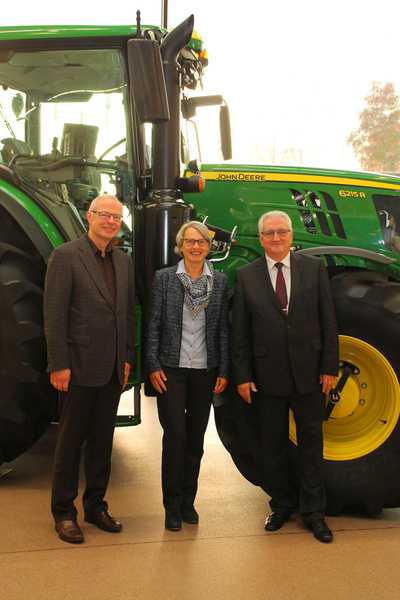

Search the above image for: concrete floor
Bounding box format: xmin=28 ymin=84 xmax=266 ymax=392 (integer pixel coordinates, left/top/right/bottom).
xmin=1 ymin=392 xmax=400 ymax=600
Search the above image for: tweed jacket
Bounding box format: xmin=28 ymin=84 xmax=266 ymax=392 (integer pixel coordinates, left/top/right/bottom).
xmin=44 ymin=235 xmax=135 ymax=386
xmin=232 ymin=252 xmax=338 ymax=396
xmin=146 ymin=263 xmax=230 ymax=377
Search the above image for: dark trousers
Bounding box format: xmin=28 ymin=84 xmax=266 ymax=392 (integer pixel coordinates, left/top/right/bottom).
xmin=255 ymin=389 xmax=326 ymax=517
xmin=51 ymin=372 xmax=121 ymax=522
xmin=156 ymin=367 xmax=216 ymax=514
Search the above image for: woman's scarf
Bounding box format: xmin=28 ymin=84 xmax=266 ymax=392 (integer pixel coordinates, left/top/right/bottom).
xmin=176 ymin=261 xmax=214 ymax=317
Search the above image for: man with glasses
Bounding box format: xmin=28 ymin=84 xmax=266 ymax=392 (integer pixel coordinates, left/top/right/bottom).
xmin=44 ymin=194 xmax=135 ymax=544
xmin=232 ymin=210 xmax=338 ymax=543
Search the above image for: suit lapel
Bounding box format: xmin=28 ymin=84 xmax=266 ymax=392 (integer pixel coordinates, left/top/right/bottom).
xmin=288 ymin=252 xmax=302 ymax=315
xmin=170 ymin=265 xmax=185 ymax=304
xmin=112 ymin=249 xmax=125 ymax=311
xmin=205 ymin=272 xmax=218 ymax=318
xmin=254 ymin=257 xmax=285 ymax=317
xmin=78 ymin=237 xmax=114 ymax=309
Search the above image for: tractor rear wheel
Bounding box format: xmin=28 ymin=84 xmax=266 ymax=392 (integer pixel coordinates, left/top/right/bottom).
xmin=319 ymin=271 xmax=400 ymax=514
xmin=214 ymin=270 xmax=400 ymax=514
xmin=0 ymin=243 xmax=55 ymax=463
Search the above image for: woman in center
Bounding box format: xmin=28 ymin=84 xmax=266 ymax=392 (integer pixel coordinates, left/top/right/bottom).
xmin=146 ymin=220 xmax=229 ymax=531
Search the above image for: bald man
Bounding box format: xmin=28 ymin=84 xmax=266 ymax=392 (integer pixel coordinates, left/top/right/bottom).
xmin=44 ymin=195 xmax=135 ymax=544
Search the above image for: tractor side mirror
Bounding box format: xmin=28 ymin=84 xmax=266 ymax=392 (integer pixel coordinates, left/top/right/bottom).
xmin=220 ymin=104 xmax=232 ymax=160
xmin=181 ymin=95 xmax=232 ymax=161
xmin=127 ymin=39 xmax=170 ymax=123
xmin=11 ymin=93 xmax=24 ymax=119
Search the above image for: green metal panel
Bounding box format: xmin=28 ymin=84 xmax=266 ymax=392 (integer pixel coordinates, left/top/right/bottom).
xmin=185 ymin=164 xmax=400 ymax=283
xmin=0 ymin=24 xmax=161 ymax=41
xmin=0 ymin=180 xmax=64 ymax=248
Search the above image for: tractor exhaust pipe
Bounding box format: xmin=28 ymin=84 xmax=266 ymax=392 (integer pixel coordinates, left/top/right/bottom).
xmin=152 ymin=14 xmax=194 ymax=195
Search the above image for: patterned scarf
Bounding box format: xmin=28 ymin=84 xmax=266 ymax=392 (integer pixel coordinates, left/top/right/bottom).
xmin=176 ymin=261 xmax=214 ymax=317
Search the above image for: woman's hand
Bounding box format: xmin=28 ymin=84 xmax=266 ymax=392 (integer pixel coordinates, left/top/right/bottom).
xmin=150 ymin=369 xmax=168 ymax=394
xmin=214 ymin=377 xmax=228 ymax=394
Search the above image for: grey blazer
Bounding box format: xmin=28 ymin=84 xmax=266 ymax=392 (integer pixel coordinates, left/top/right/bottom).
xmin=232 ymin=253 xmax=338 ymax=396
xmin=146 ymin=265 xmax=230 ymax=378
xmin=44 ymin=235 xmax=135 ymax=386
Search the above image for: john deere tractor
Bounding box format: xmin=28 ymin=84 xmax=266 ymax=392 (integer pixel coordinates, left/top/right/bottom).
xmin=1 ymin=14 xmax=399 ymax=515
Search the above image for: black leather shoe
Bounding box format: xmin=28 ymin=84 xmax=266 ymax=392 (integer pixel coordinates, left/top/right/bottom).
xmin=306 ymin=518 xmax=333 ymax=543
xmin=165 ymin=511 xmax=182 ymax=531
xmin=85 ymin=510 xmax=122 ymax=533
xmin=55 ymin=519 xmax=84 ymax=544
xmin=182 ymin=506 xmax=199 ymax=524
xmin=264 ymin=512 xmax=291 ymax=532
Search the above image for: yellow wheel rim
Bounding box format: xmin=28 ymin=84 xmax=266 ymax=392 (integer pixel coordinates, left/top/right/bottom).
xmin=289 ymin=335 xmax=400 ymax=460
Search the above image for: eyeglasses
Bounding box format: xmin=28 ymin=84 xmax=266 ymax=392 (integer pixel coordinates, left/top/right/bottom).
xmin=182 ymin=238 xmax=208 ymax=247
xmin=261 ymin=229 xmax=292 ymax=238
xmin=90 ymin=210 xmax=123 ymax=222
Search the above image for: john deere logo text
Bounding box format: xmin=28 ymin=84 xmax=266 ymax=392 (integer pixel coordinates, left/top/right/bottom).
xmin=216 ymin=172 xmax=267 ymax=181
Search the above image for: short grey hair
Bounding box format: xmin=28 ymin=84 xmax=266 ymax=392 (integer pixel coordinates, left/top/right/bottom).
xmin=175 ymin=220 xmax=212 ymax=256
xmin=88 ymin=194 xmax=122 ymax=212
xmin=258 ymin=210 xmax=292 ymax=235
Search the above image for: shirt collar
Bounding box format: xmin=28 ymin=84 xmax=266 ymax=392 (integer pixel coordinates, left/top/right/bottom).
xmin=177 ymin=259 xmax=211 ymax=277
xmin=86 ymin=234 xmax=113 ymax=256
xmin=265 ymin=252 xmax=291 ymax=270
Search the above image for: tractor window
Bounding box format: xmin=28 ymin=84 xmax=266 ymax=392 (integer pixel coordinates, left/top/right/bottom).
xmin=40 ymin=93 xmax=127 ymax=159
xmin=40 ymin=89 xmax=127 ymax=195
xmin=0 ymin=87 xmax=28 ymax=163
xmin=0 ymin=48 xmax=130 ymax=211
xmin=373 ymin=194 xmax=400 ymax=253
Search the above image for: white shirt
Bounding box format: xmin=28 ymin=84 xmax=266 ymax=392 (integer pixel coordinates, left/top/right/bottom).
xmin=265 ymin=252 xmax=291 ymax=307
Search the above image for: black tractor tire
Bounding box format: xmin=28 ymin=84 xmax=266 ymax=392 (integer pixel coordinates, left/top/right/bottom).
xmin=213 ymin=391 xmax=262 ymax=486
xmin=0 ymin=243 xmax=56 ymax=463
xmin=322 ymin=270 xmax=400 ymax=515
xmin=214 ymin=270 xmax=400 ymax=515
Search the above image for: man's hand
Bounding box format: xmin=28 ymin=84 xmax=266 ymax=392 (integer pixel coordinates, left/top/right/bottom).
xmin=123 ymin=362 xmax=131 ymax=388
xmin=50 ymin=369 xmax=71 ymax=392
xmin=237 ymin=381 xmax=258 ymax=404
xmin=214 ymin=377 xmax=228 ymax=394
xmin=150 ymin=369 xmax=168 ymax=394
xmin=320 ymin=374 xmax=337 ymax=395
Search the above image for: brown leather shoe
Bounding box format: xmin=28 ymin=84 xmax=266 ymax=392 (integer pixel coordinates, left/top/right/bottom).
xmin=55 ymin=520 xmax=84 ymax=544
xmin=85 ymin=510 xmax=122 ymax=533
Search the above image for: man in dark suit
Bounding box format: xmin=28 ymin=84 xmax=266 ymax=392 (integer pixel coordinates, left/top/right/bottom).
xmin=232 ymin=210 xmax=338 ymax=543
xmin=44 ymin=194 xmax=135 ymax=544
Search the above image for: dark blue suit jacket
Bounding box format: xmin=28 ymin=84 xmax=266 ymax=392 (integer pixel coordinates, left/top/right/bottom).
xmin=232 ymin=253 xmax=338 ymax=396
xmin=146 ymin=264 xmax=229 ymax=378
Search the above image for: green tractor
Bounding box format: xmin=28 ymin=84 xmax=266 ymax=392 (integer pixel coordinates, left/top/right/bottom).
xmin=0 ymin=14 xmax=399 ymax=515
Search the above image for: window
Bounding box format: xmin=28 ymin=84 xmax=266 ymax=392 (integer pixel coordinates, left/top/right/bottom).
xmin=373 ymin=194 xmax=400 ymax=253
